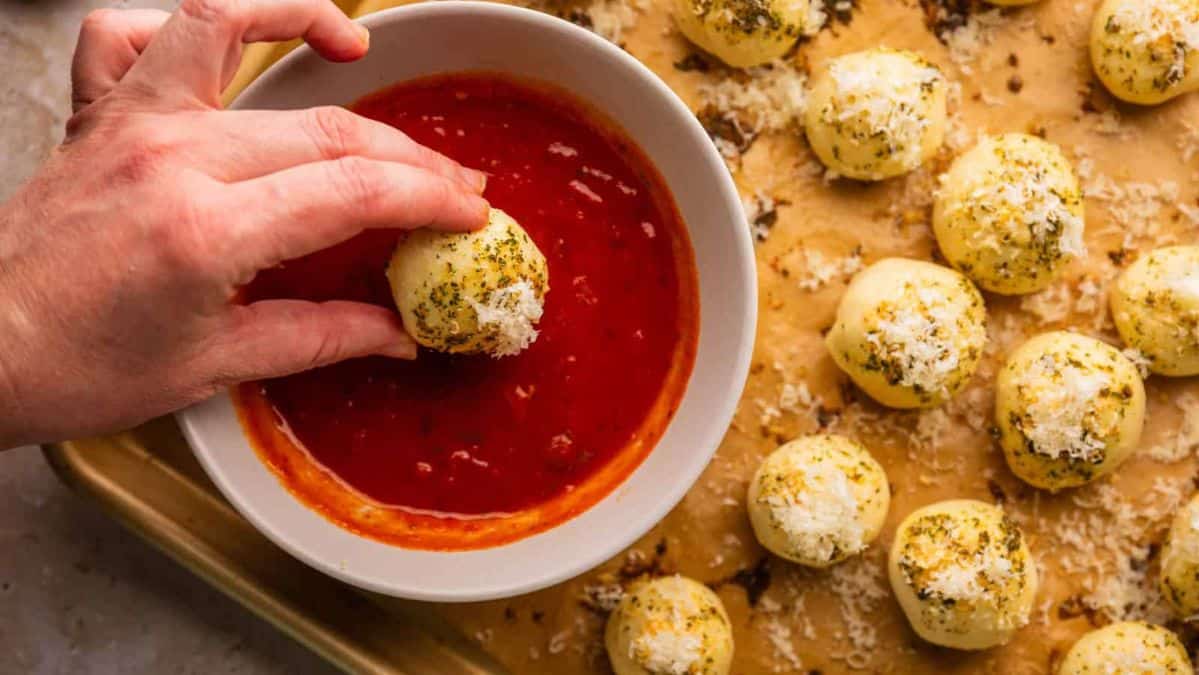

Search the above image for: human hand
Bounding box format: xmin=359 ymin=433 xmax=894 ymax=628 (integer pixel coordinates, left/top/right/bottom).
xmin=0 ymin=0 xmax=489 ymax=448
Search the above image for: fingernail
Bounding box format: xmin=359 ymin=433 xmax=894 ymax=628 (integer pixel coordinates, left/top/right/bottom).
xmin=354 ymin=24 xmax=370 ymax=49
xmin=379 ymin=341 xmax=416 ymax=360
xmin=472 ymin=169 xmax=488 ymax=193
xmin=473 ymin=197 xmax=492 ymax=228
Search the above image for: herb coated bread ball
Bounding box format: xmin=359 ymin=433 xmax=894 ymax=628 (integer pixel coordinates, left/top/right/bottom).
xmin=995 ymin=332 xmax=1146 ymax=491
xmin=1059 ymin=622 xmax=1192 ymax=674
xmin=1110 ymin=246 xmax=1199 ymax=376
xmin=747 ymin=434 xmax=890 ymax=568
xmin=671 ymin=0 xmax=812 ymax=68
xmin=933 ymin=134 xmax=1086 ymax=295
xmin=387 ymin=208 xmax=549 ymax=358
xmin=604 ymin=575 xmax=734 ymax=675
xmin=1161 ymin=493 xmax=1199 ymax=619
xmin=804 ymin=48 xmax=948 ymax=181
xmin=825 ymin=258 xmax=987 ymax=409
xmin=888 ymin=500 xmax=1038 ymax=651
xmin=1090 ymin=0 xmax=1199 ymax=105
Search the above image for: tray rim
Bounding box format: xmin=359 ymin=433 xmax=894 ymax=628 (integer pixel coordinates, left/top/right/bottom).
xmin=41 ymin=437 xmax=493 ymax=675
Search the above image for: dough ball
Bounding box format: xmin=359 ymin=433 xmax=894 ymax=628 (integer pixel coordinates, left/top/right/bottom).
xmin=804 ymin=48 xmax=948 ymax=181
xmin=387 ymin=208 xmax=549 ymax=358
xmin=1059 ymin=622 xmax=1192 ymax=674
xmin=888 ymin=500 xmax=1038 ymax=651
xmin=995 ymin=331 xmax=1146 ymax=491
xmin=1111 ymin=245 xmax=1199 ymax=376
xmin=825 ymin=258 xmax=987 ymax=409
xmin=933 ymin=134 xmax=1086 ymax=295
xmin=747 ymin=434 xmax=890 ymax=568
xmin=1161 ymin=493 xmax=1199 ymax=618
xmin=604 ymin=575 xmax=734 ymax=675
xmin=672 ymin=0 xmax=811 ymax=68
xmin=1090 ymin=0 xmax=1199 ymax=105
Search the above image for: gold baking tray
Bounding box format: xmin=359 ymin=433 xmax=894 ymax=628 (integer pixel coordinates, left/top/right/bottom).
xmin=43 ymin=420 xmax=507 ymax=675
xmin=42 ymin=0 xmax=1199 ymax=673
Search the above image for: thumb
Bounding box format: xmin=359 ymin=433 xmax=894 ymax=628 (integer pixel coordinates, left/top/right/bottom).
xmin=71 ymin=9 xmax=171 ymax=113
xmin=210 ymin=300 xmax=415 ymax=382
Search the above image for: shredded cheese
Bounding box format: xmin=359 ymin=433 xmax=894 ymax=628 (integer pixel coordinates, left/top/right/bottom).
xmin=1017 ymin=353 xmax=1111 ymax=462
xmin=632 ymin=631 xmax=702 ymax=675
xmin=698 ymin=60 xmax=808 ymax=135
xmin=763 ymin=456 xmax=865 ymax=563
xmin=825 ymin=58 xmax=942 ymax=171
xmin=868 ymin=286 xmax=962 ymax=396
xmin=470 ymin=281 xmax=543 ymax=357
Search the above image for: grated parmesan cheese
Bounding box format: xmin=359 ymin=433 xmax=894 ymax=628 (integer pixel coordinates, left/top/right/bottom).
xmin=763 ymin=457 xmax=865 ymax=564
xmin=1145 ymin=392 xmax=1199 ymax=462
xmin=470 ymin=281 xmax=544 ymax=358
xmin=762 ymin=617 xmax=803 ymax=671
xmin=1016 ymin=353 xmax=1111 ymax=462
xmin=697 ymin=60 xmax=808 ymax=136
xmin=632 ymin=631 xmax=702 ymax=675
xmin=868 ymin=286 xmax=962 ymax=396
xmin=943 ymin=9 xmax=1008 ymax=75
xmin=1108 ymin=0 xmax=1199 ymax=87
xmin=824 ymin=57 xmax=942 ymax=172
xmin=797 ymin=247 xmax=863 ymax=292
xmin=827 ymin=553 xmax=889 ymax=668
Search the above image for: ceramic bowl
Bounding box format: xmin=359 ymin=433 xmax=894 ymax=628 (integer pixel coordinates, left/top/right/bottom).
xmin=179 ymin=0 xmax=755 ymax=601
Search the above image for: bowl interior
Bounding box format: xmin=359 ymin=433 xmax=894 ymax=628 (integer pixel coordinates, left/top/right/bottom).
xmin=179 ymin=0 xmax=755 ymax=601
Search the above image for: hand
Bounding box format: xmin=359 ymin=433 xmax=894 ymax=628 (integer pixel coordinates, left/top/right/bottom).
xmin=0 ymin=0 xmax=490 ymax=448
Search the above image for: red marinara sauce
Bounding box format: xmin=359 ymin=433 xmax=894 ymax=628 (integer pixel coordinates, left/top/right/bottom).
xmin=235 ymin=73 xmax=699 ymax=550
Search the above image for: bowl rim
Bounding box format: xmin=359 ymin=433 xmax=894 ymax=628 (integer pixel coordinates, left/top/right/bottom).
xmin=178 ymin=0 xmax=757 ymax=602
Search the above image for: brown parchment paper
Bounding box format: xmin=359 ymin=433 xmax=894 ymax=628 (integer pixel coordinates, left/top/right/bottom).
xmin=235 ymin=0 xmax=1199 ymax=672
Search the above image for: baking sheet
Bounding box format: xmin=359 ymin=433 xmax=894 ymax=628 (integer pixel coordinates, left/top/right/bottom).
xmin=51 ymin=0 xmax=1199 ymax=673
xmin=44 ymin=421 xmax=506 ymax=675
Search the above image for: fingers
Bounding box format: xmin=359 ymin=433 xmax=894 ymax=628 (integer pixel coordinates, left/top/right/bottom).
xmin=195 ymin=107 xmax=488 ymax=190
xmin=221 ymin=157 xmax=489 ymax=269
xmin=212 ymin=300 xmax=415 ymax=382
xmin=71 ymin=9 xmax=170 ymax=112
xmin=123 ymin=0 xmax=369 ymax=108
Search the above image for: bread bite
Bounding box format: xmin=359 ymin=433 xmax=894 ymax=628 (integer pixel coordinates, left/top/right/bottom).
xmin=804 ymin=48 xmax=948 ymax=181
xmin=604 ymin=575 xmax=734 ymax=675
xmin=387 ymin=208 xmax=549 ymax=358
xmin=671 ymin=0 xmax=811 ymax=68
xmin=1111 ymin=245 xmax=1199 ymax=376
xmin=1161 ymin=494 xmax=1199 ymax=619
xmin=933 ymin=134 xmax=1085 ymax=295
xmin=1059 ymin=621 xmax=1192 ymax=674
xmin=995 ymin=332 xmax=1145 ymax=491
xmin=747 ymin=434 xmax=890 ymax=568
xmin=826 ymin=258 xmax=987 ymax=409
xmin=1090 ymin=0 xmax=1199 ymax=105
xmin=888 ymin=500 xmax=1037 ymax=651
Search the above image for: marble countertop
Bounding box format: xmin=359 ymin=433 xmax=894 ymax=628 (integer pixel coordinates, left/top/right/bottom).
xmin=0 ymin=2 xmax=338 ymax=672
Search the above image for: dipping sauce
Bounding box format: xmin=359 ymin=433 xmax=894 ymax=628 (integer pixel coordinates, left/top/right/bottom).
xmin=235 ymin=73 xmax=699 ymax=550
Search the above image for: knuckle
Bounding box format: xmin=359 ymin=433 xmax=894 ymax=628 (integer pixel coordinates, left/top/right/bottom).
xmin=415 ymin=144 xmax=450 ymax=172
xmin=328 ymin=156 xmax=387 ymax=214
xmin=423 ymin=177 xmax=453 ymax=215
xmin=179 ymin=0 xmax=239 ymax=27
xmin=158 ymin=186 xmax=220 ymax=275
xmin=307 ymin=106 xmax=367 ymax=159
xmin=108 ymin=123 xmax=177 ymax=183
xmin=305 ymin=329 xmax=346 ymax=370
xmin=80 ymin=8 xmax=122 ymax=35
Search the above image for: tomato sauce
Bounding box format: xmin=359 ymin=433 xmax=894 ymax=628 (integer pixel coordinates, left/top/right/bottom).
xmin=235 ymin=73 xmax=698 ymax=550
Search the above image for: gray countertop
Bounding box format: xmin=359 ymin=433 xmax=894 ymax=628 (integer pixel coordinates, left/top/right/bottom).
xmin=0 ymin=2 xmax=338 ymax=672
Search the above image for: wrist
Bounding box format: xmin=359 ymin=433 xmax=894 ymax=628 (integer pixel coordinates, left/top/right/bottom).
xmin=0 ymin=207 xmax=37 ymax=449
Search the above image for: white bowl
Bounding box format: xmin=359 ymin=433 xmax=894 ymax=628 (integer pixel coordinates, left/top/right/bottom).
xmin=178 ymin=0 xmax=755 ymax=602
